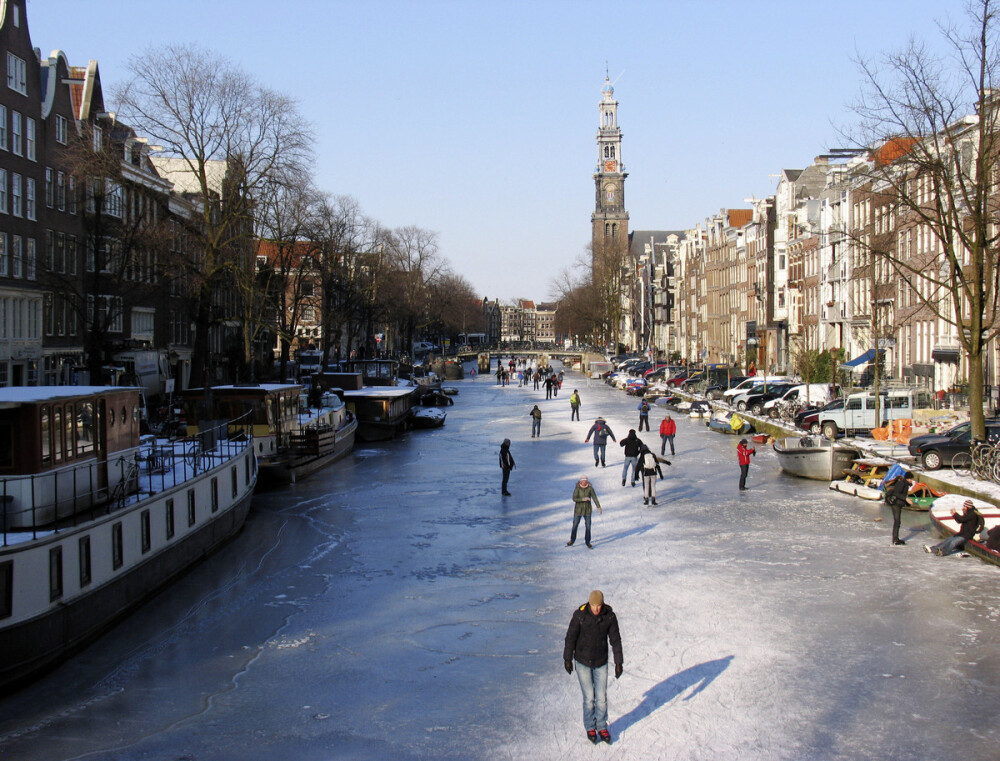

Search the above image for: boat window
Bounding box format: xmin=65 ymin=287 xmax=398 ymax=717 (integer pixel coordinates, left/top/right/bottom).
xmin=112 ymin=522 xmax=123 ymax=570
xmin=211 ymin=477 xmax=219 ymax=513
xmin=0 ymin=422 xmax=12 ymax=468
xmin=53 ymin=407 xmax=64 ymax=463
xmin=140 ymin=509 xmax=151 ymax=554
xmin=231 ymin=466 xmax=238 ymax=498
xmin=65 ymin=404 xmax=75 ymax=459
xmin=78 ymin=536 xmax=91 ymax=587
xmin=77 ymin=403 xmax=94 ymax=455
xmin=165 ymin=499 xmax=175 ymax=540
xmin=49 ymin=546 xmax=63 ymax=601
xmin=122 ymin=407 xmax=127 ymax=427
xmin=0 ymin=560 xmax=11 ymax=619
xmin=187 ymin=489 xmax=196 ymax=526
xmin=108 ymin=407 xmax=115 ymax=426
xmin=41 ymin=405 xmax=51 ymax=466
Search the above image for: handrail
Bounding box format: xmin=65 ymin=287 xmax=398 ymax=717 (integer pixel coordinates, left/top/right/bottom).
xmin=1 ymin=411 xmax=254 ymax=546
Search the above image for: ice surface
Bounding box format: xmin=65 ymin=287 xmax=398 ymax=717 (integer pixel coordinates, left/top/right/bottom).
xmin=2 ymin=362 xmax=1000 ymax=760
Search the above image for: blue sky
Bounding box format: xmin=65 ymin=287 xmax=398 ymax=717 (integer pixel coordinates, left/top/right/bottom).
xmin=27 ymin=0 xmax=958 ymax=301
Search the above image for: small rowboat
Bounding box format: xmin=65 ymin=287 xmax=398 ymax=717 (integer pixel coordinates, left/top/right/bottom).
xmin=830 ymin=458 xmax=892 ymax=500
xmin=929 ymin=496 xmax=1000 ymax=566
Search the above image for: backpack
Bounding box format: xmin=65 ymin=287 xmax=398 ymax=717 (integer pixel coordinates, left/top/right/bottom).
xmin=640 ymin=401 xmax=649 ymax=413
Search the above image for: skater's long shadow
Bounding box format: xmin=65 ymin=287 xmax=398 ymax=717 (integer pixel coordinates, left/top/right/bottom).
xmin=610 ymin=656 xmax=734 ymax=736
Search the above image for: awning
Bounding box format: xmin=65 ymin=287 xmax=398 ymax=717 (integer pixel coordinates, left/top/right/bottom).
xmin=840 ymin=348 xmax=877 ymax=369
xmin=931 ymin=347 xmax=960 ymax=363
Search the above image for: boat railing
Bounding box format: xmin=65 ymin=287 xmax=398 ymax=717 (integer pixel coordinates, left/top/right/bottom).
xmin=0 ymin=412 xmax=254 ymax=545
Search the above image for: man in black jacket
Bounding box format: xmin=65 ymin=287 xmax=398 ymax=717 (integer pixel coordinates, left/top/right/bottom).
xmin=563 ymin=590 xmax=624 ymax=744
xmin=883 ymin=471 xmax=912 ymax=546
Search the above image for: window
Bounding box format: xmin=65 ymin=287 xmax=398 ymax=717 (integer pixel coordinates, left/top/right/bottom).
xmin=0 ymin=560 xmax=11 ymax=619
xmin=104 ymin=181 xmax=123 ymax=218
xmin=0 ymin=168 xmax=6 ymax=213
xmin=211 ymin=477 xmax=219 ymax=513
xmin=112 ymin=522 xmax=123 ymax=570
xmin=26 ymin=238 xmax=34 ymax=279
xmin=25 ymin=177 xmax=34 ymax=220
xmin=6 ymin=53 xmax=26 ymax=95
xmin=25 ymin=117 xmax=34 ymax=160
xmin=45 ymin=167 xmax=52 ymax=207
xmin=11 ymin=111 xmax=20 ymax=155
xmin=55 ymin=114 xmax=67 ymax=144
xmin=0 ymin=233 xmax=6 ymax=277
xmin=187 ymin=489 xmax=196 ymax=526
xmin=79 ymin=536 xmax=92 ymax=587
xmin=231 ymin=466 xmax=238 ymax=498
xmin=11 ymin=173 xmax=20 ymax=217
xmin=0 ymin=107 xmax=5 ymax=151
xmin=49 ymin=546 xmax=63 ymax=601
xmin=141 ymin=509 xmax=151 ymax=553
xmin=11 ymin=235 xmax=21 ymax=278
xmin=92 ymin=124 xmax=102 ymax=152
xmin=165 ymin=499 xmax=175 ymax=540
xmin=56 ymin=171 xmax=65 ymax=211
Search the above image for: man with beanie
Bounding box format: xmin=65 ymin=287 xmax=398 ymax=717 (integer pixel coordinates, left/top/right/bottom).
xmin=563 ymin=589 xmax=624 ymax=744
xmin=619 ymin=429 xmax=643 ymax=486
xmin=924 ymin=499 xmax=985 ymax=556
xmin=737 ymin=438 xmax=756 ymax=490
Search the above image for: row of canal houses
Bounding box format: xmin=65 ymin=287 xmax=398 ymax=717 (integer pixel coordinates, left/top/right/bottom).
xmin=669 ymin=138 xmax=991 ymax=394
xmin=0 ymin=0 xmax=251 ymax=396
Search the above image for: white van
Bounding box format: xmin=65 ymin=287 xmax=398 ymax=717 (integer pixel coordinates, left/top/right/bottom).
xmin=721 ymin=376 xmax=792 ymax=402
xmin=761 ymin=384 xmax=835 ymax=414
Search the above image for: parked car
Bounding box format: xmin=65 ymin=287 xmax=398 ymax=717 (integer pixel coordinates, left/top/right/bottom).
xmin=762 ymin=384 xmax=836 ymax=416
xmin=819 ymin=388 xmax=933 ymax=439
xmin=908 ymin=422 xmax=1000 ymax=470
xmin=704 ymin=376 xmax=750 ymax=400
xmin=665 ymin=370 xmax=690 ymax=387
xmin=736 ymin=384 xmax=796 ymax=415
xmin=721 ymin=376 xmax=791 ymax=403
xmin=796 ymin=399 xmax=844 ymax=434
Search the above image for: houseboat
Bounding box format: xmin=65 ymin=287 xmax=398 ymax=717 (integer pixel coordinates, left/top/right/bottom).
xmin=323 ymin=361 xmax=416 ymax=442
xmin=0 ymin=386 xmax=257 ymax=691
xmin=180 ymin=383 xmax=357 ymax=483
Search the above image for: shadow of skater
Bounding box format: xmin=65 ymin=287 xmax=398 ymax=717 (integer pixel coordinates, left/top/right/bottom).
xmin=610 ymin=656 xmax=734 ymax=736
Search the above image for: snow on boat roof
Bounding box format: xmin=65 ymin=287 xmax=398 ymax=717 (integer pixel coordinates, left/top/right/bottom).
xmin=0 ymin=386 xmax=140 ymax=406
xmin=342 ymin=387 xmax=416 ymax=398
xmin=185 ymin=384 xmax=302 ymax=395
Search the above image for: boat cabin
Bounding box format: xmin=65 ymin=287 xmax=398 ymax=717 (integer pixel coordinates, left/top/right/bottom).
xmin=0 ymin=386 xmax=142 ymax=528
xmin=181 ymin=384 xmax=303 ymax=461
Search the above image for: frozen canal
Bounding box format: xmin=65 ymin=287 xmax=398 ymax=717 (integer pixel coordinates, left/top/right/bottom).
xmin=2 ymin=362 xmax=1000 ymax=760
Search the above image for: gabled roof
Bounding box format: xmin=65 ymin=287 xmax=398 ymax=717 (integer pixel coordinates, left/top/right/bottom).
xmin=875 ymin=137 xmax=918 ymax=166
xmin=727 ymin=209 xmax=753 ymax=228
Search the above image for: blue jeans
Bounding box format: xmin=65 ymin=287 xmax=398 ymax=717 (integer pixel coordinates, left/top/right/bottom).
xmin=932 ymin=535 xmax=968 ymax=555
xmin=592 ymin=442 xmax=607 ymax=464
xmin=622 ymin=456 xmax=638 ymax=483
xmin=576 ymin=662 xmax=609 ymax=731
xmin=570 ymin=513 xmax=591 ymax=545
xmin=660 ymin=434 xmax=674 ymax=455
xmin=532 ymin=418 xmax=541 ymax=437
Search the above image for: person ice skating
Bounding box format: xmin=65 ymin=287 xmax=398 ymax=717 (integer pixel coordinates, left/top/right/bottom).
xmin=499 ymin=439 xmax=515 ymax=496
xmin=737 ymin=438 xmax=756 ymax=490
xmin=883 ymin=469 xmax=913 ymax=545
xmin=619 ymin=429 xmax=643 ymax=486
xmin=924 ymin=500 xmax=984 ymax=556
xmin=544 ymin=375 xmax=554 ymax=400
xmin=533 ymin=370 xmax=541 ymax=390
xmin=563 ymin=589 xmax=623 ymax=744
xmin=638 ymin=443 xmax=670 ymax=505
xmin=567 ymin=476 xmax=602 ymax=548
xmin=585 ymin=417 xmax=616 ymax=467
xmin=529 ymin=404 xmax=542 ymax=438
xmin=570 ymin=389 xmax=581 ymax=421
xmin=637 ymin=397 xmax=651 ymax=431
xmin=659 ymin=413 xmax=676 ymax=455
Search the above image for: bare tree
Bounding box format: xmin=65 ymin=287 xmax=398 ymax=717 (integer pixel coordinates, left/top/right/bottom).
xmin=849 ymin=0 xmax=1000 ymax=438
xmin=382 ymin=225 xmax=444 ymax=350
xmin=115 ymin=44 xmax=312 ymax=386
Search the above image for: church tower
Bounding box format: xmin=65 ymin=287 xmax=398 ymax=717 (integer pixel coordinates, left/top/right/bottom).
xmin=591 ymin=76 xmax=629 ymax=266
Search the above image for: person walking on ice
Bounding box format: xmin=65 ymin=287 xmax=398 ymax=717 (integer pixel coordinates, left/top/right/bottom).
xmin=567 ymin=476 xmax=602 ymax=548
xmin=619 ymin=429 xmax=643 ymax=487
xmin=570 ymin=389 xmax=581 ymax=421
xmin=659 ymin=413 xmax=676 ymax=455
xmin=499 ymin=439 xmax=515 ymax=496
xmin=585 ymin=417 xmax=616 ymax=467
xmin=637 ymin=397 xmax=651 ymax=431
xmin=563 ymin=589 xmax=623 ymax=744
xmin=638 ymin=443 xmax=669 ymax=505
xmin=737 ymin=438 xmax=756 ymax=490
xmin=529 ymin=404 xmax=542 ymax=438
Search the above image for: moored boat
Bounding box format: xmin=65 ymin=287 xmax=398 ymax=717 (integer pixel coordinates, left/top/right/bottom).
xmin=707 ymin=410 xmax=753 ymax=435
xmin=411 ymin=407 xmax=447 ymax=428
xmin=180 ymin=383 xmax=357 ymax=484
xmin=0 ymin=386 xmax=257 ymax=691
xmin=929 ymin=495 xmax=1000 ymax=566
xmin=829 ymin=457 xmax=892 ymax=499
xmin=689 ymin=401 xmax=711 ymax=419
xmin=772 ymin=435 xmax=860 ymax=481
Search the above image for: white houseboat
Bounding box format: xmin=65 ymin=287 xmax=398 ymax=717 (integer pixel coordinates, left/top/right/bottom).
xmin=0 ymin=386 xmax=258 ymax=691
